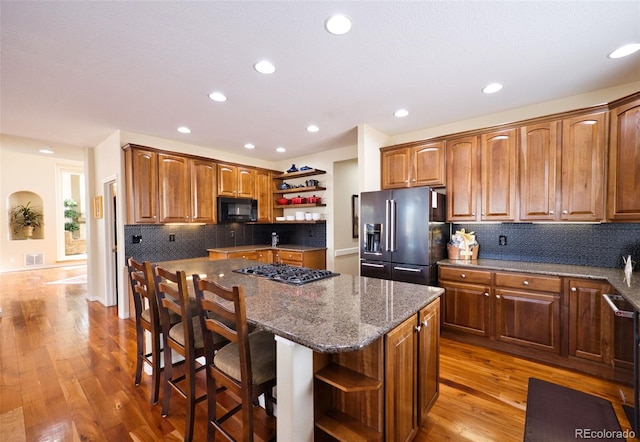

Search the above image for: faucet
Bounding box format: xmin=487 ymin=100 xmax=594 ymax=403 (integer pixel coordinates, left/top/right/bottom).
xmin=271 ymin=232 xmax=279 ymax=247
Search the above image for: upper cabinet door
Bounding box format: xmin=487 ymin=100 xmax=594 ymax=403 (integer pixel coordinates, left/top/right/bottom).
xmin=519 ymin=122 xmax=560 ymax=221
xmin=412 ymin=141 xmax=446 ymax=187
xmin=158 ymin=153 xmax=190 ymax=223
xmin=126 ymin=147 xmax=158 ymax=224
xmin=608 ymin=96 xmax=640 ymax=221
xmin=561 ymin=111 xmax=607 ymax=221
xmin=446 ymin=136 xmax=479 ymax=222
xmin=480 ymin=129 xmax=517 ymax=221
xmin=255 ymin=169 xmax=272 ymax=222
xmin=236 ymin=166 xmax=256 ymax=199
xmin=191 ymin=159 xmax=216 ymax=223
xmin=217 ymin=163 xmax=238 ymax=197
xmin=382 ymin=147 xmax=411 ymax=189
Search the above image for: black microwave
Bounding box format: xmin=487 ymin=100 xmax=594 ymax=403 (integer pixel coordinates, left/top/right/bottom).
xmin=217 ymin=196 xmax=258 ymax=223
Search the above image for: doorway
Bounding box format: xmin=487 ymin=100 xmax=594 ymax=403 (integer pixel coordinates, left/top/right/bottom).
xmin=57 ymin=164 xmax=87 ymax=260
xmin=103 ymin=179 xmax=118 ymax=307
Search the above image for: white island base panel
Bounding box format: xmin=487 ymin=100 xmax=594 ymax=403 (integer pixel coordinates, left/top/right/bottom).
xmin=275 ymin=335 xmax=314 ymax=442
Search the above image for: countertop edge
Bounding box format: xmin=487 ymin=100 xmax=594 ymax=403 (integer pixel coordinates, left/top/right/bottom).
xmin=208 ymin=244 xmax=327 ymax=253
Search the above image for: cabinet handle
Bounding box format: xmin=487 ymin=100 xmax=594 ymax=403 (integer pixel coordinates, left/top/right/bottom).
xmin=460 ymin=273 xmax=466 ymax=279
xmin=415 ymin=325 xmax=422 ymax=333
xmin=496 ymin=295 xmax=501 ymax=299
xmin=422 ymin=319 xmax=429 ymax=327
xmin=571 ymin=287 xmax=577 ymax=292
xmin=523 ymin=280 xmax=529 ymax=286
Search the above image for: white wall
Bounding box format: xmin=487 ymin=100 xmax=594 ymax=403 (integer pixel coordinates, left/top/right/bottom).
xmin=273 ymin=144 xmax=358 ymax=271
xmin=332 ymin=158 xmax=360 ymax=276
xmin=0 ymin=135 xmax=83 ymax=271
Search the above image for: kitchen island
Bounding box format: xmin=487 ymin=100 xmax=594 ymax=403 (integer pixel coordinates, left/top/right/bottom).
xmin=157 ymin=257 xmax=444 ymax=441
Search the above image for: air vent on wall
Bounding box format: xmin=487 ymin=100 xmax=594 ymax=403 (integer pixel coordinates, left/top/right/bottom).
xmin=24 ymin=253 xmax=44 ymax=266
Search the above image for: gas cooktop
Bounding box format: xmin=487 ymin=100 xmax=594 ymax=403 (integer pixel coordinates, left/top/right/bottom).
xmin=234 ymin=263 xmax=339 ymax=285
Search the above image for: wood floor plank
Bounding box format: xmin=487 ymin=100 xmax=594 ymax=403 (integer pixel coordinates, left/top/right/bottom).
xmin=0 ymin=265 xmax=636 ymax=441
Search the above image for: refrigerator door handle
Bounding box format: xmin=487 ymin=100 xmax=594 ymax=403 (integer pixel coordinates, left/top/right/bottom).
xmin=385 ymin=199 xmax=391 ymax=252
xmin=389 ymin=199 xmax=396 ymax=251
xmin=362 ymin=262 xmax=385 ymax=268
xmin=393 ymin=266 xmax=422 ymax=273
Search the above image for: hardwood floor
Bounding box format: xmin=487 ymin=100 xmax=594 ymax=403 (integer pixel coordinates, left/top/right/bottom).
xmin=0 ymin=266 xmax=635 ymax=441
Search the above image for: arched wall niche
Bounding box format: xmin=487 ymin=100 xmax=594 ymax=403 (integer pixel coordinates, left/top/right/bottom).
xmin=7 ymin=191 xmax=45 ymax=240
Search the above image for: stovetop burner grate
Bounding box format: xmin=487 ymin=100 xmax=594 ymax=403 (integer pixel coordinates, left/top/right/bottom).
xmin=234 ymin=263 xmax=339 ymax=285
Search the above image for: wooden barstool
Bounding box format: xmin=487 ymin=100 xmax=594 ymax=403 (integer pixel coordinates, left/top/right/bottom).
xmin=154 ymin=266 xmax=228 ymax=442
xmin=193 ymin=275 xmax=277 ymax=442
xmin=127 ymin=257 xmax=178 ymax=404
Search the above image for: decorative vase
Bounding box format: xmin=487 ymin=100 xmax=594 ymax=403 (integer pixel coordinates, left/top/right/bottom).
xmin=22 ymin=226 xmax=35 ymax=237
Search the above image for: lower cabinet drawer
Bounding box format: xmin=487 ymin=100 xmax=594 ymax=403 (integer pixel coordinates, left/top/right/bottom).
xmin=495 ymin=272 xmax=561 ymax=293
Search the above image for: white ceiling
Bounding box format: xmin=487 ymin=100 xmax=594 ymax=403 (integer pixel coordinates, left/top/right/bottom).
xmin=1 ymin=1 xmax=639 ymax=161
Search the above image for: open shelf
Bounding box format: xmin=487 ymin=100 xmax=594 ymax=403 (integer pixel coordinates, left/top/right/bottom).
xmin=274 ymin=186 xmax=326 ymax=194
xmin=315 ymin=363 xmax=381 ymax=393
xmin=315 ymin=408 xmax=382 ymax=442
xmin=275 ymin=203 xmax=326 ymax=209
xmin=274 ymin=168 xmax=326 ymax=180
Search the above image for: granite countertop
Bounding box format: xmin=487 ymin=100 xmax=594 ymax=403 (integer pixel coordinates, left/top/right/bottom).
xmin=207 ymin=244 xmax=326 ymax=252
xmin=157 ymin=257 xmax=443 ymax=353
xmin=438 ymin=259 xmax=640 ymax=311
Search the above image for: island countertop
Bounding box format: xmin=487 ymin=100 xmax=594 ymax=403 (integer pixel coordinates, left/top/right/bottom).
xmin=438 ymin=258 xmax=640 ymax=311
xmin=156 ymin=257 xmax=444 ymax=353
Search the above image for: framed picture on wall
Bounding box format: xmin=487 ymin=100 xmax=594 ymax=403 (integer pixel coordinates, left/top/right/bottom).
xmin=93 ymin=196 xmax=103 ymax=219
xmin=352 ymin=194 xmax=359 ymax=238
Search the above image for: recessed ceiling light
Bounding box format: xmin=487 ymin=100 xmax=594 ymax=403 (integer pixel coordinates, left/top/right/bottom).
xmin=325 ymin=14 xmax=352 ymax=35
xmin=39 ymin=146 xmax=54 ymax=154
xmin=208 ymin=91 xmax=227 ymax=102
xmin=244 ymin=143 xmax=255 ymax=149
xmin=254 ymin=60 xmax=276 ymax=75
xmin=177 ymin=126 xmax=191 ymax=134
xmin=307 ymin=125 xmax=319 ymax=133
xmin=394 ymin=109 xmax=409 ymax=118
xmin=276 ymin=147 xmax=286 ymax=153
xmin=608 ymin=43 xmax=640 ymax=59
xmin=482 ymin=83 xmax=503 ymax=94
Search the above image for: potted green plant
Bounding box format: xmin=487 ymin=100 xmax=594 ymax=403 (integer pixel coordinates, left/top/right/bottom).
xmin=9 ymin=201 xmax=43 ymax=237
xmin=64 ymin=199 xmax=81 ymax=239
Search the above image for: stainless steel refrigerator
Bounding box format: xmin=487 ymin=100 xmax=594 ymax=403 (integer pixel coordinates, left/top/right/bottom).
xmin=360 ymin=187 xmax=449 ymax=286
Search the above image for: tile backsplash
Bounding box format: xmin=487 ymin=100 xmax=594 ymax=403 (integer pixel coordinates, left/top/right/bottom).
xmin=124 ymin=223 xmax=326 ymax=263
xmin=454 ymin=223 xmax=640 ymax=269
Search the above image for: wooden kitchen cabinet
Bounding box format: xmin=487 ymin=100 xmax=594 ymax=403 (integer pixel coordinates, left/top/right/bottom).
xmin=439 ymin=266 xmax=491 ymax=336
xmin=480 ymin=129 xmax=517 ymax=221
xmin=519 ymin=121 xmax=560 ymax=221
xmin=381 ymin=141 xmax=445 ymax=189
xmin=418 ymin=298 xmax=440 ymax=423
xmin=560 ymin=110 xmax=607 ymax=221
xmin=255 ymin=169 xmax=273 ymax=223
xmin=607 ymin=94 xmax=640 ymax=221
xmin=125 ymin=146 xmax=158 ymax=224
xmin=217 ymin=163 xmax=256 ymax=198
xmin=446 ymin=136 xmax=479 ymax=222
xmin=567 ymin=278 xmax=612 ymax=364
xmin=190 ymin=158 xmax=217 ymax=223
xmin=158 ymin=153 xmax=190 ymax=223
xmin=385 ymin=299 xmax=441 ymax=441
xmin=494 ymin=272 xmax=562 ymax=353
xmin=273 ymin=248 xmax=326 ymax=269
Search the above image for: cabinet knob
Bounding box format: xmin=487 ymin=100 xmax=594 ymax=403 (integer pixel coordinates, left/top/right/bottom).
xmin=482 ymin=212 xmax=486 ymax=216
xmin=549 ymin=211 xmax=554 ymax=215
xmin=571 ymin=287 xmax=577 ymax=292
xmin=484 ymin=292 xmax=489 ymax=297
xmin=460 ymin=273 xmax=466 ymax=278
xmin=412 ymin=179 xmax=416 ymax=182
xmin=471 ymin=213 xmax=476 ymax=216
xmin=562 ymin=210 xmax=568 ymax=215
xmin=523 ymin=280 xmax=529 ymax=286
xmin=186 ymin=216 xmax=189 ymax=220
xmin=496 ymin=295 xmax=501 ymax=299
